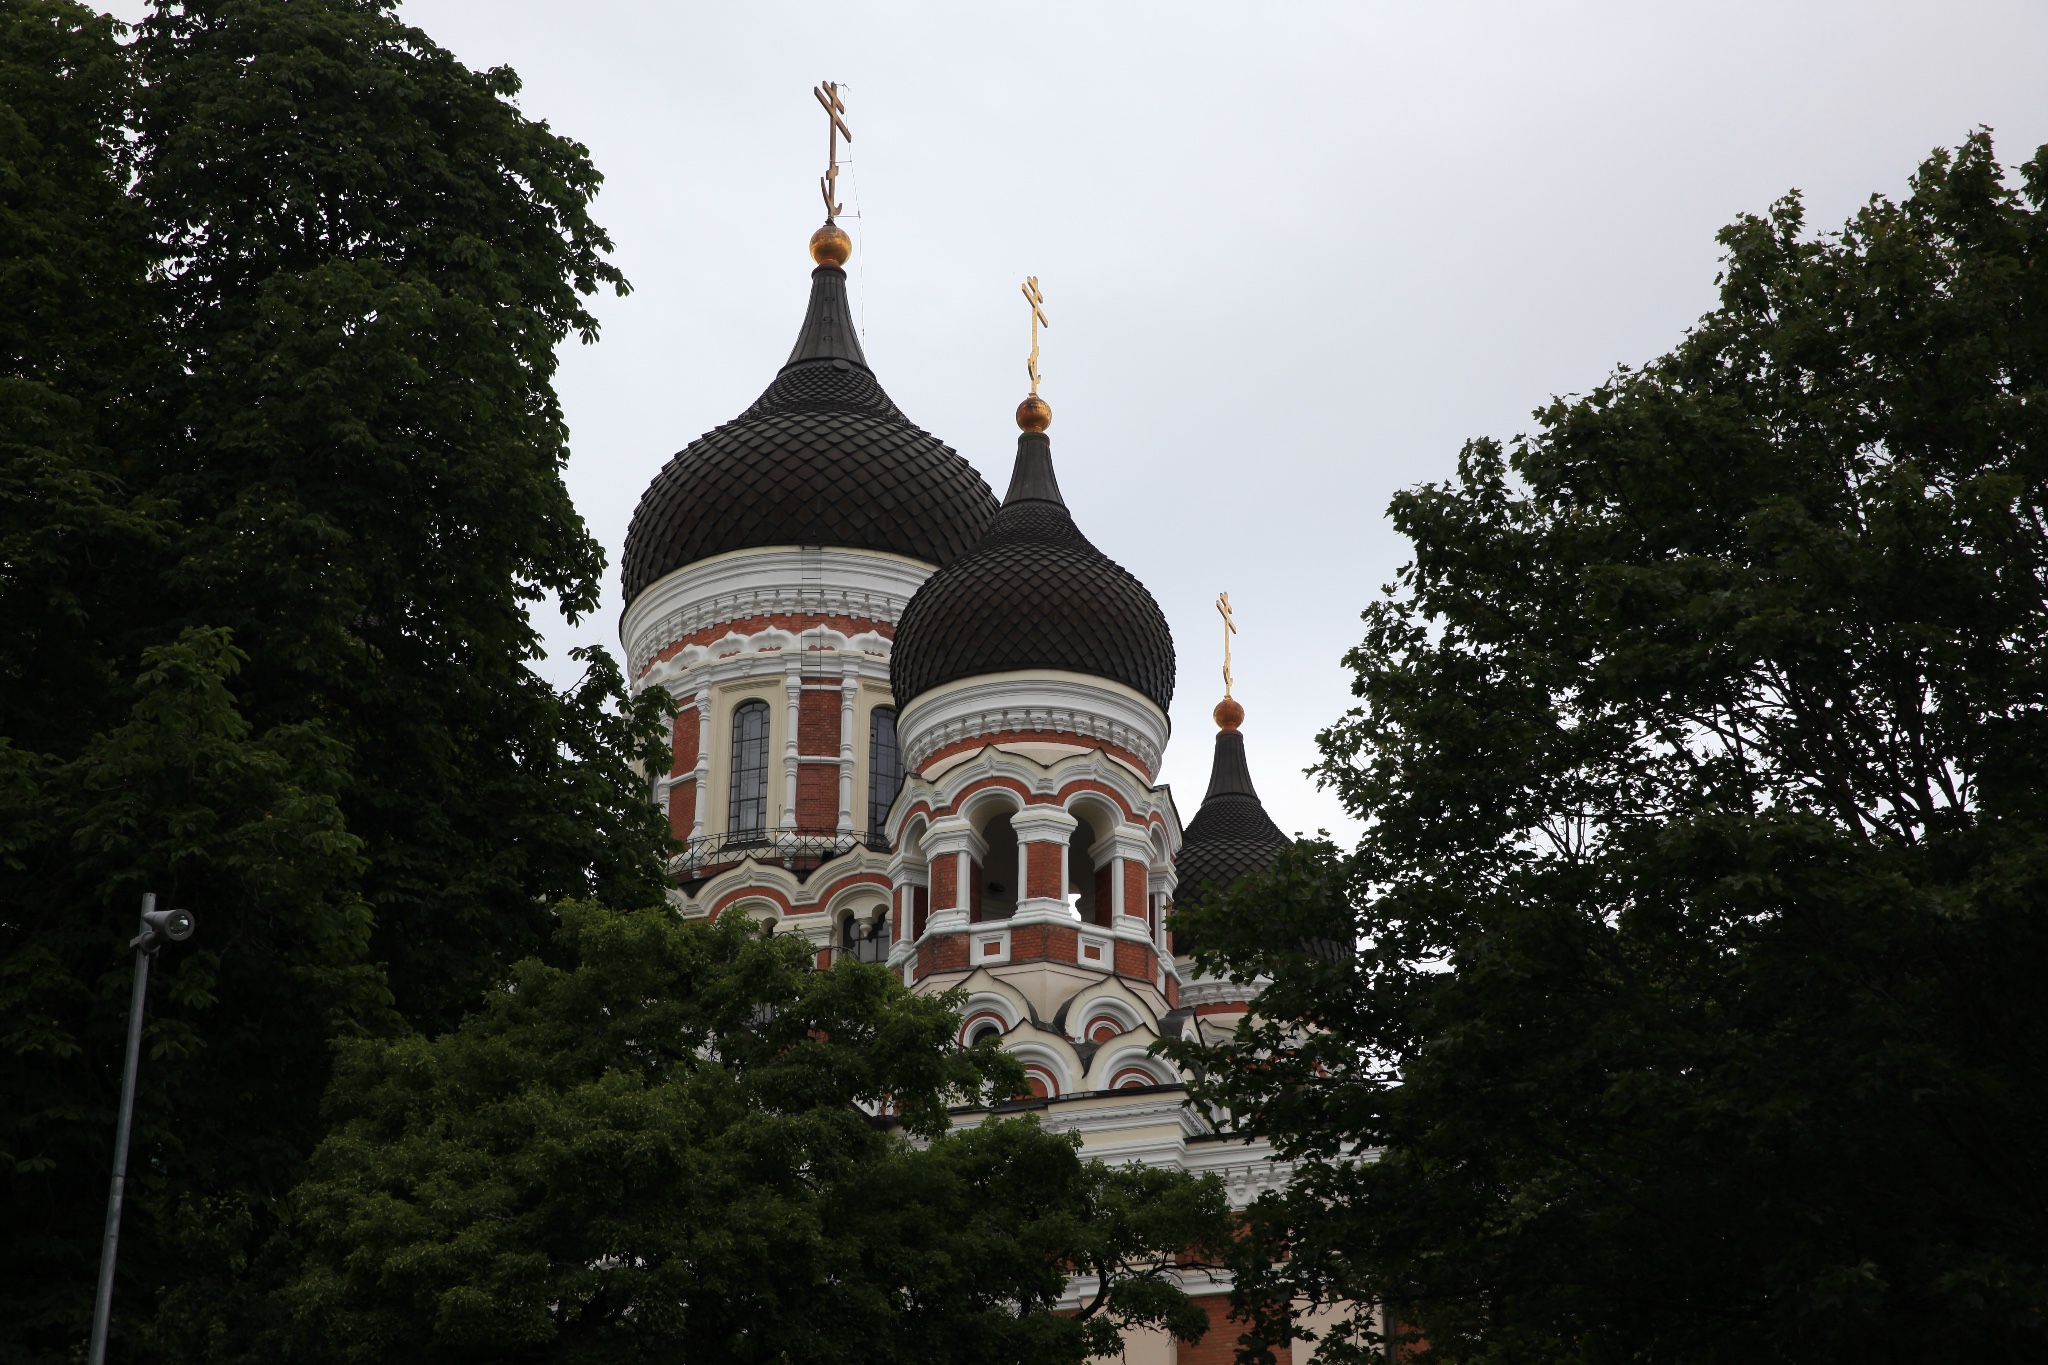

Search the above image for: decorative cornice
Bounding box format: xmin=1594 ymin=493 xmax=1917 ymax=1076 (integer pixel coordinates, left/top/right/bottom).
xmin=622 ymin=545 xmax=935 ymax=677
xmin=638 ymin=623 xmax=893 ymax=694
xmin=1176 ymin=971 xmax=1267 ymax=1011
xmin=897 ymin=670 xmax=1170 ymax=778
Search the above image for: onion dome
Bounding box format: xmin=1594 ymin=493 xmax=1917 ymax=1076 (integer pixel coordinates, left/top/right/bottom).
xmin=891 ymin=426 xmax=1176 ymax=711
xmin=1173 ymin=703 xmax=1290 ymax=909
xmin=620 ymin=243 xmax=999 ymax=606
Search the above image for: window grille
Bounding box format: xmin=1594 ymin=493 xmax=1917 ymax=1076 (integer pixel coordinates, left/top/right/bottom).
xmin=728 ymin=700 xmax=771 ymax=837
xmin=867 ymin=707 xmax=902 ymax=840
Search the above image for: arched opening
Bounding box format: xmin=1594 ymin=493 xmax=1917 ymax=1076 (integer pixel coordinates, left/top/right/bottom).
xmin=980 ymin=811 xmax=1019 ymax=920
xmin=1066 ymin=800 xmax=1123 ymax=927
xmin=728 ymin=699 xmax=771 ymax=839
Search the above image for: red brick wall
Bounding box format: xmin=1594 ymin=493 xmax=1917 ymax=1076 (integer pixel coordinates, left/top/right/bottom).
xmin=798 ymin=687 xmax=840 ymax=753
xmin=671 ymin=707 xmax=700 ymax=777
xmin=1115 ymin=937 xmax=1154 ymax=980
xmin=1124 ymin=860 xmax=1148 ymax=920
xmin=1026 ymin=840 xmax=1063 ymax=899
xmin=931 ymin=856 xmax=957 ymax=913
xmin=1092 ymin=863 xmax=1113 ymax=925
xmin=918 ymin=933 xmax=968 ymax=976
xmin=912 ymin=886 xmax=929 ymax=938
xmin=1009 ymin=922 xmax=1079 ymax=964
xmin=669 ymin=780 xmax=696 ymax=840
xmin=796 ymin=762 xmax=837 ymax=830
xmin=1177 ymin=1294 xmax=1283 ymax=1365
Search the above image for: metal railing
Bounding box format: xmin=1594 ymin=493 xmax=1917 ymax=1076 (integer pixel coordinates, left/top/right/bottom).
xmin=670 ymin=828 xmax=891 ymax=881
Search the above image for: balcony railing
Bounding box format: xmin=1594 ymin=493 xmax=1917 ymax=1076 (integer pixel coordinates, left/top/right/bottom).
xmin=671 ymin=828 xmax=891 ymax=882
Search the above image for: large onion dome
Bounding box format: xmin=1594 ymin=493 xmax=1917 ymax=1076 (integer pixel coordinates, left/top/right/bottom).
xmin=891 ymin=430 xmax=1176 ymax=711
xmin=620 ymin=258 xmax=999 ymax=605
xmin=1174 ymin=703 xmax=1290 ymax=912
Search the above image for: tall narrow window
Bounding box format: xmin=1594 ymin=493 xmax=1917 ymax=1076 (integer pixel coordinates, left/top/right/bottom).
xmin=868 ymin=707 xmax=902 ymax=841
xmin=728 ymin=700 xmax=770 ymax=839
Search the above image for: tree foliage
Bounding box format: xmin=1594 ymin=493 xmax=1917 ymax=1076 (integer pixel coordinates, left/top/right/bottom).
xmin=290 ymin=905 xmax=1230 ymax=1365
xmin=1170 ymin=132 xmax=2048 ymax=1365
xmin=0 ymin=1 xmax=668 ymax=1358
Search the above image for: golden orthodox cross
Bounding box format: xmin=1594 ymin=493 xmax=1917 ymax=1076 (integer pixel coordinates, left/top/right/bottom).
xmin=1021 ymin=276 xmax=1048 ymax=393
xmin=1216 ymin=592 xmax=1237 ymax=698
xmin=815 ymin=81 xmax=851 ymax=221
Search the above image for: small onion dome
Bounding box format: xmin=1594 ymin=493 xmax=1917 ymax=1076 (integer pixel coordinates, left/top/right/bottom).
xmin=891 ymin=429 xmax=1176 ymax=712
xmin=1173 ymin=711 xmax=1290 ymax=915
xmin=620 ymin=254 xmax=999 ymax=606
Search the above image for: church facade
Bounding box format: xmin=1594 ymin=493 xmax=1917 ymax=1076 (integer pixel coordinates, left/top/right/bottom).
xmin=618 ymin=221 xmax=1307 ymax=1362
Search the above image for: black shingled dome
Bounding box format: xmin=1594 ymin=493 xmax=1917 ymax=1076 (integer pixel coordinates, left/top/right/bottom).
xmin=620 ymin=265 xmax=999 ymax=605
xmin=891 ymin=431 xmax=1176 ymax=713
xmin=1173 ymin=727 xmax=1290 ymax=911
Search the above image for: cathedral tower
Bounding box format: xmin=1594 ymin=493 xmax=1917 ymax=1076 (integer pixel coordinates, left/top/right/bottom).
xmin=619 ymin=226 xmax=997 ymax=953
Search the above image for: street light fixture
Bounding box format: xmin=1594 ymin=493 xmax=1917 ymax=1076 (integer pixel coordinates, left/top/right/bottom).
xmin=87 ymin=892 xmax=197 ymax=1365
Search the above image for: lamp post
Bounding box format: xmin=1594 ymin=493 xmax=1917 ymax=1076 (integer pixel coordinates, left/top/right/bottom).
xmin=87 ymin=892 xmax=196 ymax=1365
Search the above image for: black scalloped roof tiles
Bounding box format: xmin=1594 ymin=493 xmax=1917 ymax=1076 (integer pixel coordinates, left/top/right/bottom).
xmin=620 ymin=359 xmax=999 ymax=604
xmin=1175 ymin=802 xmax=1291 ymax=900
xmin=891 ymin=437 xmax=1176 ymax=712
xmin=1174 ymin=731 xmax=1290 ymax=905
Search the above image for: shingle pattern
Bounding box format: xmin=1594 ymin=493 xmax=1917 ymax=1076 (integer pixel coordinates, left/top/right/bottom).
xmin=620 ymin=267 xmax=999 ymax=606
xmin=1174 ymin=730 xmax=1290 ymax=906
xmin=891 ymin=433 xmax=1176 ymax=712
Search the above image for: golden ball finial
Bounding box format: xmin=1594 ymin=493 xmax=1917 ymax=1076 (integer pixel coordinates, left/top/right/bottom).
xmin=1016 ymin=394 xmax=1052 ymax=433
xmin=809 ymin=222 xmax=851 ymax=268
xmin=1214 ymin=696 xmax=1244 ymax=732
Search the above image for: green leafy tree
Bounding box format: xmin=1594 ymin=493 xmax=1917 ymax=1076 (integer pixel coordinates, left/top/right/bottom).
xmin=1 ymin=1 xmax=669 ymax=1358
xmin=131 ymin=0 xmax=670 ymax=1026
xmin=290 ymin=905 xmax=1230 ymax=1365
xmin=1169 ymin=131 xmax=2048 ymax=1365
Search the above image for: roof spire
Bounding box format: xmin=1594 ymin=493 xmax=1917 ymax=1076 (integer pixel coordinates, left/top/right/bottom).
xmin=808 ymin=81 xmax=853 ymax=267
xmin=1016 ymin=276 xmax=1052 ymax=433
xmin=1214 ymin=592 xmax=1244 ymax=731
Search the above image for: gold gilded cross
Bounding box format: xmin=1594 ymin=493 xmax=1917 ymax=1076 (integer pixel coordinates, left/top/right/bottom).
xmin=815 ymin=81 xmax=851 ymax=220
xmin=1021 ymin=276 xmax=1048 ymax=394
xmin=1216 ymin=592 xmax=1236 ymax=698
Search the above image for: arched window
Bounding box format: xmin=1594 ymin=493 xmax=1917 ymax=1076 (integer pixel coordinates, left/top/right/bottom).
xmin=728 ymin=700 xmax=770 ymax=838
xmin=867 ymin=706 xmax=902 ymax=841
xmin=842 ymin=911 xmax=889 ymax=964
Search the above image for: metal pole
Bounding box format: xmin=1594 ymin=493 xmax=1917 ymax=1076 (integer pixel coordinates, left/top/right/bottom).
xmin=88 ymin=892 xmax=154 ymax=1365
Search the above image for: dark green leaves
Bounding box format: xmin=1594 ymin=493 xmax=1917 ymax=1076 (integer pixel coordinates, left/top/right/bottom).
xmin=290 ymin=907 xmax=1230 ymax=1365
xmin=1175 ymin=132 xmax=2048 ymax=1365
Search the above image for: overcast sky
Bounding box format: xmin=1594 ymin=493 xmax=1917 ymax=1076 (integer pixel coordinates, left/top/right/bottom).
xmin=115 ymin=2 xmax=2048 ymax=840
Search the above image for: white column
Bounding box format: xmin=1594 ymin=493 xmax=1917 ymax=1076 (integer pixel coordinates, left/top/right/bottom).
xmin=690 ymin=685 xmax=711 ymax=842
xmin=885 ymin=849 xmax=928 ymax=969
xmin=1009 ymin=806 xmax=1080 ymax=924
xmin=781 ymin=667 xmax=801 ymax=832
xmin=837 ymin=671 xmax=858 ymax=837
xmin=1096 ymin=829 xmax=1154 ymax=937
xmin=919 ymin=816 xmax=986 ymax=939
xmin=1151 ymin=867 xmax=1177 ymax=956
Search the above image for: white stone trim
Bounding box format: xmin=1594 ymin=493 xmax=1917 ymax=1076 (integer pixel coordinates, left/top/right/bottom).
xmin=1178 ymin=971 xmax=1266 ymax=1011
xmin=897 ymin=671 xmax=1170 ymax=778
xmin=621 ymin=545 xmax=934 ymax=677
